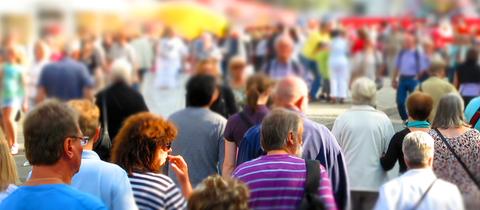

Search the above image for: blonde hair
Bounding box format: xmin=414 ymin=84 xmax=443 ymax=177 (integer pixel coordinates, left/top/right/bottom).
xmin=0 ymin=139 xmax=19 ymax=191
xmin=67 ymin=99 xmax=100 ymax=139
xmin=188 ymin=175 xmax=249 ymax=210
xmin=351 ymin=77 xmax=377 ymax=106
xmin=402 ymin=131 xmax=434 ymax=167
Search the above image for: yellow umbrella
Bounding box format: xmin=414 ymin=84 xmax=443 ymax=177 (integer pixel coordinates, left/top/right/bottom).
xmin=156 ymin=2 xmax=228 ymax=40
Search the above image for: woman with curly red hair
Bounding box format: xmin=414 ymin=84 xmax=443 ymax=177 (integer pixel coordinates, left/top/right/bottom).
xmin=111 ymin=112 xmax=192 ymax=210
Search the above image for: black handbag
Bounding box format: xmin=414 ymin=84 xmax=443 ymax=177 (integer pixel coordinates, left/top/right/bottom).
xmin=93 ymin=94 xmax=112 ymax=161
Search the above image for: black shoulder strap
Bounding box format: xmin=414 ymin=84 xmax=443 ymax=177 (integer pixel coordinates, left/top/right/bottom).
xmin=434 ymin=128 xmax=480 ymax=189
xmin=411 ymin=179 xmax=438 ymax=210
xmin=238 ymin=111 xmax=254 ymax=128
xmin=305 ymin=160 xmax=321 ymax=195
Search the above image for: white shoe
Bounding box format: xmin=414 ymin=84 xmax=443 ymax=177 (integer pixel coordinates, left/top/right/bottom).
xmin=10 ymin=144 xmax=18 ymax=155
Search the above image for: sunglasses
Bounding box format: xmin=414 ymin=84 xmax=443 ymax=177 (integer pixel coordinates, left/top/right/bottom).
xmin=162 ymin=143 xmax=172 ymax=151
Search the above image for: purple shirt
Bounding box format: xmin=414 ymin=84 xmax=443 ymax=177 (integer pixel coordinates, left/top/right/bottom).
xmin=233 ymin=154 xmax=337 ymax=210
xmin=395 ymin=50 xmax=430 ymax=76
xmin=224 ymin=105 xmax=269 ymax=146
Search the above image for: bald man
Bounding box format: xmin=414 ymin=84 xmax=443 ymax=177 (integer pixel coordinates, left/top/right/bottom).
xmin=262 ymin=35 xmax=305 ymax=80
xmin=236 ymin=76 xmax=349 ymax=210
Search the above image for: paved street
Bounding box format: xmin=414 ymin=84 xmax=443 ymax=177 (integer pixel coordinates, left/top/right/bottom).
xmin=14 ymin=73 xmax=404 ymax=181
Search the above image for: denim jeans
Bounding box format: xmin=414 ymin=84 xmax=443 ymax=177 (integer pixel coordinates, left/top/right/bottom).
xmin=396 ymin=76 xmax=419 ymax=120
xmin=300 ymin=55 xmax=321 ymax=99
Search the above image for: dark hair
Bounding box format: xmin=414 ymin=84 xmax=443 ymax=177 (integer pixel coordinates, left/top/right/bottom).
xmin=465 ymin=48 xmax=478 ymax=64
xmin=407 ymin=92 xmax=434 ymax=121
xmin=23 ymin=100 xmax=79 ymax=165
xmin=246 ymin=73 xmax=274 ymax=112
xmin=111 ymin=112 xmax=177 ymax=175
xmin=186 ymin=74 xmax=217 ymax=107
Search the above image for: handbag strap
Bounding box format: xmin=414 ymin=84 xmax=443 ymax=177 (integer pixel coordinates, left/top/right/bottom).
xmin=102 ymin=94 xmax=109 ymax=131
xmin=304 ymin=160 xmax=321 ymax=196
xmin=411 ymin=178 xmax=437 ymax=210
xmin=434 ymin=128 xmax=480 ymax=189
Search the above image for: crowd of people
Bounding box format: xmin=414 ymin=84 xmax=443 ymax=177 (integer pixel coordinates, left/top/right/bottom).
xmin=0 ymin=17 xmax=480 ymax=210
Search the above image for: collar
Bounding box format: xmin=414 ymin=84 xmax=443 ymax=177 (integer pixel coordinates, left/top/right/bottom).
xmin=403 ymin=168 xmax=436 ymax=178
xmin=82 ymin=150 xmax=101 ymax=160
xmin=351 ymin=105 xmax=376 ymax=111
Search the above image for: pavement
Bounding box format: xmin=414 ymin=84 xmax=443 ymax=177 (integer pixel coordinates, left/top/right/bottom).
xmin=13 ymin=73 xmax=404 ymax=181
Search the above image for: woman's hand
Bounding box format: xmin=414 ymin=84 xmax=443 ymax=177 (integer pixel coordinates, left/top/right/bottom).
xmin=168 ymin=155 xmax=193 ymax=198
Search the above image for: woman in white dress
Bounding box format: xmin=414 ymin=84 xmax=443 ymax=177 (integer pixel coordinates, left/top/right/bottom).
xmin=328 ymin=30 xmax=350 ymax=103
xmin=154 ymin=27 xmax=188 ymax=89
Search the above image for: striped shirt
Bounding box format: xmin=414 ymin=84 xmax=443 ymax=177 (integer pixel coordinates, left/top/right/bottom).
xmin=233 ymin=154 xmax=337 ymax=210
xmin=129 ymin=172 xmax=186 ymax=210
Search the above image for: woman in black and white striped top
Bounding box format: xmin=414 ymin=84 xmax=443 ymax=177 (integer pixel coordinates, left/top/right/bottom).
xmin=112 ymin=112 xmax=193 ymax=210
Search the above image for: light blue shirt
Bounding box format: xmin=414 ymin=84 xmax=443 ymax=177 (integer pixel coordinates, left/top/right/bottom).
xmin=72 ymin=150 xmax=138 ymax=210
xmin=396 ymin=50 xmax=430 ymax=76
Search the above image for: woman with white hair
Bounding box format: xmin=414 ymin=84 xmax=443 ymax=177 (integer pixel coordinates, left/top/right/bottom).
xmin=332 ymin=77 xmax=395 ymax=210
xmin=428 ymin=93 xmax=480 ymax=209
xmin=94 ymin=59 xmax=149 ymax=160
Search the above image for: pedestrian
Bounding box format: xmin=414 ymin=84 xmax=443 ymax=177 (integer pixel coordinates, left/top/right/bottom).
xmin=332 ymin=77 xmax=395 ymax=210
xmin=381 ymin=92 xmax=434 ymax=173
xmin=262 ymin=35 xmax=304 ymax=80
xmin=233 ymin=108 xmax=337 ymax=210
xmin=237 ymin=76 xmax=349 ymax=210
xmin=374 ymin=131 xmax=464 ymax=210
xmin=328 ymin=29 xmax=350 ymax=104
xmin=68 ymin=100 xmax=138 ymax=210
xmin=391 ymin=33 xmax=430 ymax=122
xmin=454 ymin=48 xmax=480 ymax=106
xmin=1 ymin=45 xmax=28 ymax=155
xmin=27 ymin=40 xmax=50 ymax=107
xmin=0 ymin=100 xmax=107 ymax=210
xmin=188 ymin=175 xmax=249 ymax=210
xmin=429 ymin=93 xmax=480 ymax=209
xmin=222 ymin=73 xmax=273 ymax=177
xmin=227 ymin=56 xmax=249 ymax=109
xmin=111 ymin=112 xmax=191 ymax=210
xmin=168 ymin=74 xmax=226 ymax=187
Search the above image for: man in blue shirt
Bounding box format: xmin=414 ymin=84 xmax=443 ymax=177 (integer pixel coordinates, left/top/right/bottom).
xmin=37 ymin=43 xmax=94 ymax=103
xmin=68 ymin=100 xmax=138 ymax=210
xmin=391 ymin=34 xmax=430 ymax=121
xmin=237 ymin=76 xmax=349 ymax=210
xmin=0 ymin=100 xmax=106 ymax=210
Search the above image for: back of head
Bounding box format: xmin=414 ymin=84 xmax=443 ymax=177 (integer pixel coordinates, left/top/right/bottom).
xmin=110 ymin=59 xmax=132 ymax=84
xmin=432 ymin=93 xmax=466 ymax=129
xmin=0 ymin=140 xmax=18 ymax=191
xmin=274 ymin=76 xmax=308 ymax=110
xmin=188 ymin=175 xmax=249 ymax=210
xmin=261 ymin=108 xmax=302 ymax=152
xmin=466 ymin=48 xmax=478 ymax=64
xmin=23 ymin=100 xmax=79 ymax=165
xmin=67 ymin=99 xmax=100 ymax=139
xmin=186 ymin=74 xmax=217 ymax=107
xmin=407 ymin=92 xmax=434 ymax=121
xmin=112 ymin=112 xmax=177 ymax=174
xmin=402 ymin=131 xmax=435 ymax=168
xmin=351 ymin=77 xmax=377 ymax=106
xmin=246 ymin=73 xmax=274 ymax=110
xmin=428 ymin=57 xmax=446 ymax=75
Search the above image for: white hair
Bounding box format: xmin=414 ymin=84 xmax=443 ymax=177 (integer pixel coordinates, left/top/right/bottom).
xmin=110 ymin=59 xmax=132 ymax=84
xmin=402 ymin=131 xmax=435 ymax=167
xmin=351 ymin=77 xmax=377 ymax=106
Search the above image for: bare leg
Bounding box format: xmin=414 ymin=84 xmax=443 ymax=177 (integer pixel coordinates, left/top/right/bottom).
xmin=2 ymin=107 xmax=18 ymax=152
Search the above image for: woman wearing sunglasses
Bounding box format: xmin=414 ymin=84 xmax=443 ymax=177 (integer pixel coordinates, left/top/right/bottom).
xmin=112 ymin=112 xmax=192 ymax=210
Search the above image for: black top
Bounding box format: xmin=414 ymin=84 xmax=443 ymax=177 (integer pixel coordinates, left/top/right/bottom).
xmin=380 ymin=128 xmax=410 ymax=173
xmin=95 ymin=81 xmax=149 ymax=143
xmin=457 ymin=61 xmax=480 ymax=84
xmin=210 ymin=85 xmax=238 ymax=119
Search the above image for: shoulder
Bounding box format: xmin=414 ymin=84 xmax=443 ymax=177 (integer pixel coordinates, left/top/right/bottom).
xmin=130 ymin=172 xmax=176 ymax=188
xmin=60 ymin=185 xmax=107 ymax=209
xmin=244 ymin=125 xmax=261 ymax=139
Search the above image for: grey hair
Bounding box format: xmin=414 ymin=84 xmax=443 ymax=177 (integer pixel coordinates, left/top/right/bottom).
xmin=432 ymin=93 xmax=468 ymax=129
xmin=351 ymin=77 xmax=377 ymax=106
xmin=402 ymin=131 xmax=434 ymax=167
xmin=261 ymin=108 xmax=302 ymax=152
xmin=110 ymin=59 xmax=132 ymax=84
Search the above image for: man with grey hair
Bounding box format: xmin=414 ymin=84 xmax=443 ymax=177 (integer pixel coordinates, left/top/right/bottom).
xmin=332 ymin=77 xmax=395 ymax=210
xmin=237 ymin=76 xmax=348 ymax=210
xmin=233 ymin=108 xmax=337 ymax=210
xmin=262 ymin=35 xmax=304 ymax=80
xmin=37 ymin=41 xmax=94 ymax=103
xmin=374 ymin=131 xmax=464 ymax=210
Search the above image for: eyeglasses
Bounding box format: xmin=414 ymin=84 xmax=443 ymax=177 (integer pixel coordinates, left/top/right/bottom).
xmin=67 ymin=136 xmax=90 ymax=146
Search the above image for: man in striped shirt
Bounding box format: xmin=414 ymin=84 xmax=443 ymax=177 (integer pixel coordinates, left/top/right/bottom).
xmin=233 ymin=109 xmax=337 ymax=210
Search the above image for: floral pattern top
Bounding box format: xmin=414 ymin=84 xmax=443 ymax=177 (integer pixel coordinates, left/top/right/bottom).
xmin=428 ymin=129 xmax=480 ymax=209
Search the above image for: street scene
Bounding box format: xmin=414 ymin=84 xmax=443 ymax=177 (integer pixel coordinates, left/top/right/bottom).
xmin=1 ymin=0 xmax=480 ymax=210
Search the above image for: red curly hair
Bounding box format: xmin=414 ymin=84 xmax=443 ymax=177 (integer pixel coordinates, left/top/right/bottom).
xmin=111 ymin=112 xmax=177 ymax=174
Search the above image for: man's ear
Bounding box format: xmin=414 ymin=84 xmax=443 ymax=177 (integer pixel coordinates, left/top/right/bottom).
xmin=286 ymin=131 xmax=295 ymax=147
xmin=294 ymin=96 xmax=305 ymax=111
xmin=92 ymin=127 xmax=101 ymax=145
xmin=64 ymin=138 xmax=75 ymax=159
